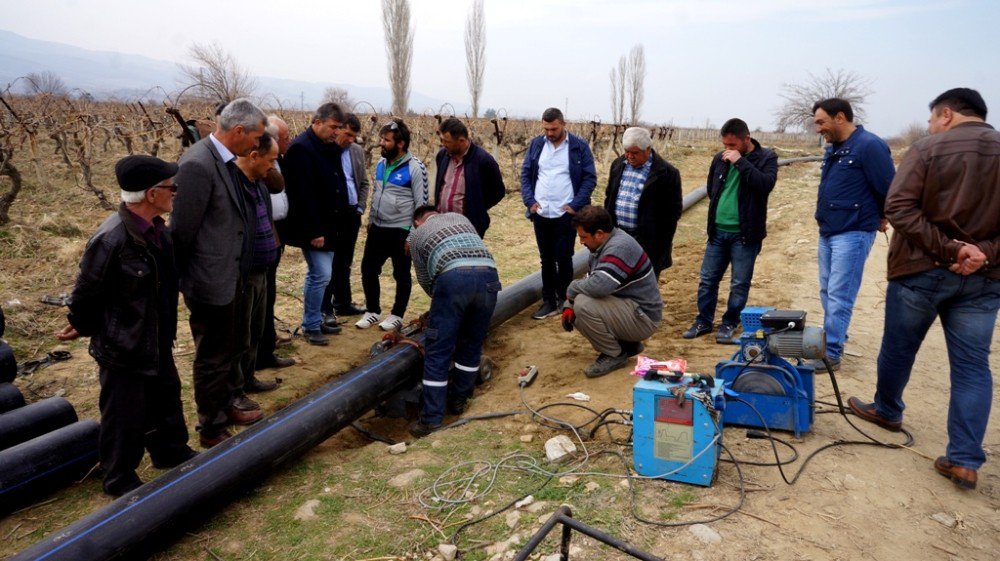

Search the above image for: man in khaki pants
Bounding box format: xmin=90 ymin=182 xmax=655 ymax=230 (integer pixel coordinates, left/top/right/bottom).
xmin=561 ymin=205 xmax=662 ymax=378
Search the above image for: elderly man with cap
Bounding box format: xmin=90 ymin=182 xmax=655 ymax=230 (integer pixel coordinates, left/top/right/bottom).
xmin=56 ymin=155 xmax=197 ymax=497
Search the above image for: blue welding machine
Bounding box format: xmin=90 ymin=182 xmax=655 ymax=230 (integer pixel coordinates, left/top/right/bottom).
xmin=716 ymin=307 xmax=825 ymax=438
xmin=632 ymin=377 xmax=723 ymax=487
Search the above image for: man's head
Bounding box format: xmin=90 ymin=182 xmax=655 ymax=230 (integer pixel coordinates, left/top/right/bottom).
xmin=812 ymin=98 xmax=855 ymax=143
xmin=438 ymin=118 xmax=470 ymax=156
xmin=380 ymin=118 xmax=411 ymax=160
xmin=412 ymin=204 xmax=439 ymax=228
xmin=541 ymin=107 xmax=566 ymax=143
xmin=217 ymin=98 xmax=267 ymax=157
xmin=927 ymin=88 xmax=988 ymax=134
xmin=622 ymin=127 xmax=652 ymax=168
xmin=266 ymin=115 xmax=291 ymax=155
xmin=335 ymin=113 xmax=361 ymax=149
xmin=311 ymin=102 xmax=346 ymax=143
xmin=571 ymin=205 xmax=613 ymax=251
xmin=115 ymin=155 xmax=178 ymax=216
xmin=720 ymin=118 xmax=753 ymax=154
xmin=238 ymin=132 xmax=279 ymax=181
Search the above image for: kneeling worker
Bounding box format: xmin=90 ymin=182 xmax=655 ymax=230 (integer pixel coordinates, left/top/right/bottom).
xmin=563 ymin=205 xmax=662 ymax=377
xmin=407 ymin=205 xmax=501 ymax=437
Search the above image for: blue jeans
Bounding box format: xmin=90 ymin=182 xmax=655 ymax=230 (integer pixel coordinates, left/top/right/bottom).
xmin=818 ymin=231 xmax=876 ymax=359
xmin=695 ymin=231 xmax=761 ymax=327
xmin=421 ymin=267 xmax=501 ymax=425
xmin=873 ymin=270 xmax=999 ymax=470
xmin=301 ymin=248 xmax=334 ymax=331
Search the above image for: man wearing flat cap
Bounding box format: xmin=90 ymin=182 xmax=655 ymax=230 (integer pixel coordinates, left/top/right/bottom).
xmin=57 ymin=155 xmax=197 ymax=497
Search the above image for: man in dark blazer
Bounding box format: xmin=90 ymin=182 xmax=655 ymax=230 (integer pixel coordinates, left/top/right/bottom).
xmin=322 ymin=113 xmax=371 ymax=320
xmin=604 ymin=127 xmax=683 ymax=278
xmin=434 ymin=117 xmax=505 ymax=238
xmin=171 ymin=98 xmax=268 ymax=448
xmin=280 ymin=102 xmax=348 ymax=345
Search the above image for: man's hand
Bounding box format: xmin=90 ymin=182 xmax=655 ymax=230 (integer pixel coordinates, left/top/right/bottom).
xmin=403 ymin=240 xmax=411 ymax=257
xmin=561 ymin=205 xmax=576 ymax=215
xmin=722 ymin=150 xmax=742 ymax=164
xmin=55 ymin=325 xmax=80 ymax=341
xmin=561 ymin=308 xmax=575 ymax=332
xmin=310 ymin=236 xmax=325 ymax=248
xmin=529 ymin=203 xmax=540 ymax=214
xmin=949 ymin=242 xmax=987 ymax=275
xmin=878 ymin=218 xmax=890 ymax=232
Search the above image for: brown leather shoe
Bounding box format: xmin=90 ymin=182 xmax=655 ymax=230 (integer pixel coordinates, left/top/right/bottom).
xmin=245 ymin=376 xmax=279 ymax=393
xmin=227 ymin=406 xmax=263 ymax=426
xmin=847 ymin=396 xmax=902 ymax=432
xmin=934 ymin=456 xmax=977 ymax=490
xmin=199 ymin=429 xmax=232 ymax=449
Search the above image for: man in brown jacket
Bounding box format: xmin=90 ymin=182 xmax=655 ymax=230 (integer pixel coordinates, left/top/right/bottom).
xmin=849 ymin=88 xmax=1000 ymax=490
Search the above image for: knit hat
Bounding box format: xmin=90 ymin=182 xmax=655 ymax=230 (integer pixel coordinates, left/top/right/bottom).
xmin=114 ymin=155 xmax=178 ymax=192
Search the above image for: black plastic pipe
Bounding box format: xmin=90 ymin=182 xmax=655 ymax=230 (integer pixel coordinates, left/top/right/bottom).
xmin=10 ymin=186 xmax=714 ymax=561
xmin=0 ymin=420 xmax=99 ymax=515
xmin=0 ymin=382 xmax=25 ymax=413
xmin=0 ymin=396 xmax=78 ymax=451
xmin=0 ymin=341 xmax=15 ymax=384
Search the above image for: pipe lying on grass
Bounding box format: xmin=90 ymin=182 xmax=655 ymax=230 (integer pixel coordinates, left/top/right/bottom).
xmin=0 ymin=396 xmax=78 ymax=451
xmin=10 ymin=183 xmax=718 ymax=561
xmin=0 ymin=420 xmax=99 ymax=515
xmin=0 ymin=382 xmax=25 ymax=413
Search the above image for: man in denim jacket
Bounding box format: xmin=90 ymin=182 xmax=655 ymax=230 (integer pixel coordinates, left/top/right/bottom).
xmin=811 ymin=98 xmax=895 ymax=371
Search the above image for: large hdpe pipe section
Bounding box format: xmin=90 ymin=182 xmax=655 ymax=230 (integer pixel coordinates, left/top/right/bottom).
xmin=11 ymin=185 xmax=713 ymax=561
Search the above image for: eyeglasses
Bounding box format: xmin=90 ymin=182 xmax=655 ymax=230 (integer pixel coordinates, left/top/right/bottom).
xmin=152 ymin=183 xmax=178 ymax=193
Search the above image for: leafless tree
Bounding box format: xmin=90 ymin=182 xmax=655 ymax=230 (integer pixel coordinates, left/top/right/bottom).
xmin=609 ymin=55 xmax=628 ymax=124
xmin=178 ymin=42 xmax=258 ymax=104
xmin=626 ymin=44 xmax=645 ymax=124
xmin=774 ymin=68 xmax=873 ymax=132
xmin=465 ymin=0 xmax=487 ymax=118
xmin=323 ymin=86 xmax=356 ymax=110
xmin=23 ymin=71 xmax=68 ymax=97
xmin=382 ymin=0 xmax=414 ymax=115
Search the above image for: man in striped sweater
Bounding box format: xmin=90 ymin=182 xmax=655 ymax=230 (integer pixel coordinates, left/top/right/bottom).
xmin=564 ymin=205 xmax=663 ymax=378
xmin=407 ymin=206 xmax=501 ymax=436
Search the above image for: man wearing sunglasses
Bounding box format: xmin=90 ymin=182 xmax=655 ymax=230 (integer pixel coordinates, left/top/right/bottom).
xmin=57 ymin=155 xmax=197 ymax=496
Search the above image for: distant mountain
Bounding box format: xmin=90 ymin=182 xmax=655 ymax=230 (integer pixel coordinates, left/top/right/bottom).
xmin=0 ymin=29 xmax=460 ymax=112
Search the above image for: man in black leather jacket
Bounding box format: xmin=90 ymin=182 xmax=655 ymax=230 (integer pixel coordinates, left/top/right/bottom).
xmin=57 ymin=155 xmax=196 ymax=496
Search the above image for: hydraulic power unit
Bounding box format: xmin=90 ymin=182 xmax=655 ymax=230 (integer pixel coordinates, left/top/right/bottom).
xmin=716 ymin=307 xmax=823 ymax=438
xmin=632 ymin=377 xmax=723 ymax=487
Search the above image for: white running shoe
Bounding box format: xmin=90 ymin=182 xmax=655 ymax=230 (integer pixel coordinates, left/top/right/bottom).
xmin=379 ymin=314 xmax=404 ymax=332
xmin=355 ymin=312 xmax=381 ymax=329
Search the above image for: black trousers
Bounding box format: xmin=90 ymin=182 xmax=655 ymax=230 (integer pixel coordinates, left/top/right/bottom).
xmin=360 ymin=225 xmax=412 ymax=317
xmin=185 ymin=293 xmax=242 ymax=437
xmin=532 ymin=213 xmax=576 ymax=304
xmin=256 ymin=245 xmax=284 ymax=365
xmin=99 ymin=357 xmax=190 ymax=494
xmin=322 ymin=213 xmax=362 ymax=314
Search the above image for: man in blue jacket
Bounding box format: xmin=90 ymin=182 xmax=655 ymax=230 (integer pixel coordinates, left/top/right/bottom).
xmin=684 ymin=118 xmax=778 ymax=343
xmin=434 ymin=118 xmax=505 ymax=238
xmin=521 ymin=108 xmax=597 ymax=319
xmin=811 ymin=98 xmax=895 ymax=371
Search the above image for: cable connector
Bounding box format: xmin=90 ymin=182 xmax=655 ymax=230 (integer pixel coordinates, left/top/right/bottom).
xmin=518 ymin=365 xmax=538 ymax=387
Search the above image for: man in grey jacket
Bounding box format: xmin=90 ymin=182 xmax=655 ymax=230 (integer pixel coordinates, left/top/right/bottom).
xmin=563 ymin=205 xmax=662 ymax=378
xmin=171 ymin=98 xmax=267 ymax=448
xmin=357 ymin=119 xmax=428 ymax=331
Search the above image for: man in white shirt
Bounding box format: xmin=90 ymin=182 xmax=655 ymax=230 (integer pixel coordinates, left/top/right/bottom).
xmin=520 ymin=108 xmax=597 ymax=319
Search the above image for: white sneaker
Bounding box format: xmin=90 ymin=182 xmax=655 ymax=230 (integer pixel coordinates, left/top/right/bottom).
xmin=355 ymin=312 xmax=381 ymax=329
xmin=379 ymin=314 xmax=404 ymax=332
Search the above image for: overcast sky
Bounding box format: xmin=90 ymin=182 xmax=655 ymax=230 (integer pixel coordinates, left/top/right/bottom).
xmin=3 ymin=0 xmax=999 ymax=135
